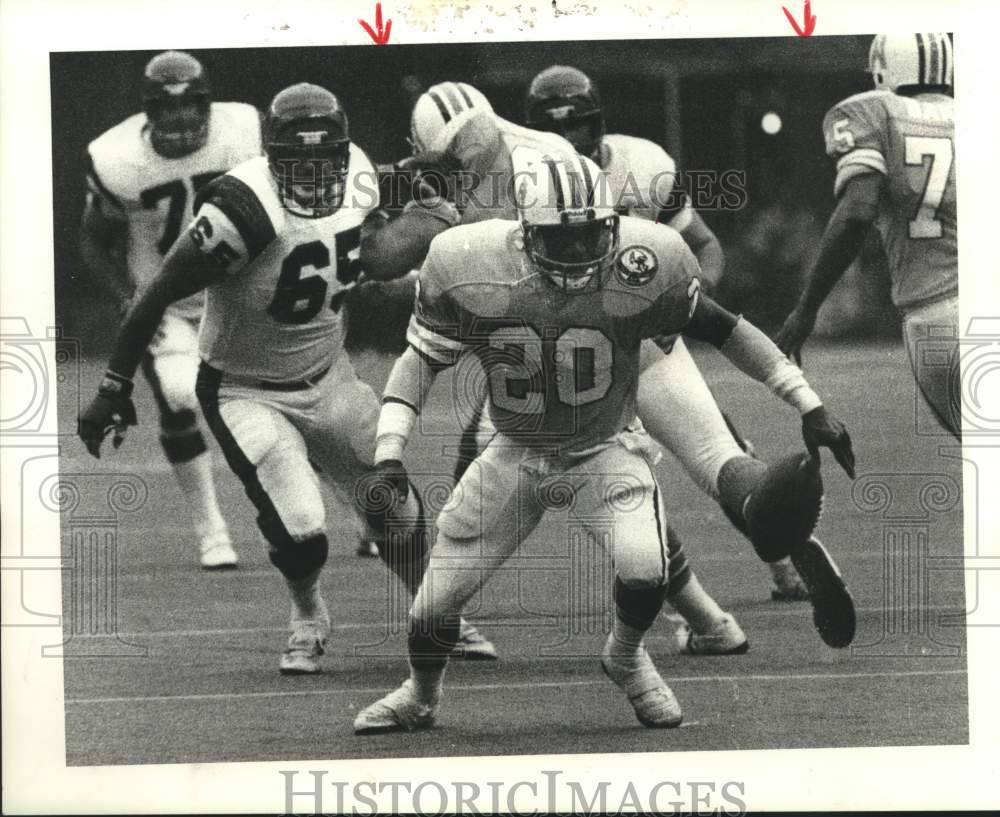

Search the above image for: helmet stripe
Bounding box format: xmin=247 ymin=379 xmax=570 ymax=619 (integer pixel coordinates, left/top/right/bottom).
xmin=927 ymin=34 xmax=940 ymax=84
xmin=576 ymin=156 xmax=596 ymax=206
xmin=916 ymin=33 xmax=927 ymax=85
xmin=427 ymin=90 xmax=452 ymax=124
xmin=456 ymin=83 xmax=474 ymax=108
xmin=940 ymin=35 xmax=950 ymax=85
xmin=440 ymin=83 xmax=465 ymax=116
xmin=543 ymin=157 xmax=566 ymax=212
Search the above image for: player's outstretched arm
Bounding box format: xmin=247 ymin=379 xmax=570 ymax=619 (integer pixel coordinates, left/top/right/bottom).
xmin=77 ymin=235 xmax=226 ymax=458
xmin=360 ymin=196 xmax=461 ymax=281
xmin=683 ymin=294 xmax=855 ymax=478
xmin=774 ymin=173 xmax=882 ymax=363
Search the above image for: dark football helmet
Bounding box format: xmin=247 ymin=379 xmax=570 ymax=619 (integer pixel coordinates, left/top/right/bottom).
xmin=525 ymin=65 xmax=605 ymax=162
xmin=265 ymin=83 xmax=351 ymax=218
xmin=142 ymin=51 xmax=212 ymax=159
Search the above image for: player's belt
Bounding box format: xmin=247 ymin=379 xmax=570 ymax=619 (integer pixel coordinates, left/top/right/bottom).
xmin=255 ymin=364 xmax=333 ymax=392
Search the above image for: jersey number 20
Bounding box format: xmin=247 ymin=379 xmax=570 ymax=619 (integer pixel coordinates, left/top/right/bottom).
xmin=487 ymin=325 xmax=613 ymax=413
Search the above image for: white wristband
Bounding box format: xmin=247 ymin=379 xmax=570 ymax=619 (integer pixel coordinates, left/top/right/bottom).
xmin=375 ymin=400 xmax=418 ymax=462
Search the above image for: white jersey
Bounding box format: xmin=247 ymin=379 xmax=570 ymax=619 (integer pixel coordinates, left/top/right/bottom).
xmin=188 ymin=147 xmax=378 ymax=382
xmin=600 ymin=133 xmax=692 ymax=231
xmin=86 ymin=101 xmax=263 ymax=320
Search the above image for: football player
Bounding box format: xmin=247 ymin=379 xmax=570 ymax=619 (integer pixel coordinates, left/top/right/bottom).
xmin=372 ymin=82 xmax=760 ymax=657
xmin=525 ymin=65 xmax=810 ymax=602
xmin=353 ymin=154 xmax=856 ymax=734
xmin=373 ymin=81 xmax=854 ymax=650
xmin=776 ymin=34 xmax=959 ymax=438
xmin=77 ymin=83 xmax=496 ymax=673
xmin=80 ymin=51 xmax=262 ymax=569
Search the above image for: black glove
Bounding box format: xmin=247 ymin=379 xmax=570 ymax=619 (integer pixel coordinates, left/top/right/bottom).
xmin=359 ymin=458 xmax=411 ymax=528
xmin=802 ymin=405 xmax=855 ymax=479
xmin=77 ymin=371 xmax=137 ymax=459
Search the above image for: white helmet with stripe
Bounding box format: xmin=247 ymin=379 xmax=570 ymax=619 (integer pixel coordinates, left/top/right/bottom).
xmin=515 ymin=153 xmax=619 ymax=292
xmin=869 ymin=33 xmax=953 ymax=92
xmin=410 ymin=81 xmax=494 ymax=158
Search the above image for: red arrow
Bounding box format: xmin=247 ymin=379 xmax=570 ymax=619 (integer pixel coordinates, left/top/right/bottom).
xmin=782 ymin=0 xmax=816 ymax=36
xmin=359 ymin=2 xmax=392 ymax=45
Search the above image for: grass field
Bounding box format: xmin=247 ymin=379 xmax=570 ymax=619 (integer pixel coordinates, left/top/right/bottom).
xmin=57 ymin=339 xmax=968 ymax=765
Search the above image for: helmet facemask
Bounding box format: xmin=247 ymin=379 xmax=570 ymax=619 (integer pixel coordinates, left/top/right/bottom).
xmin=145 ymin=91 xmax=211 ymax=159
xmin=268 ymin=128 xmax=351 ymax=218
xmin=524 ymin=213 xmax=619 ymax=293
xmin=532 ymin=107 xmax=604 ymax=163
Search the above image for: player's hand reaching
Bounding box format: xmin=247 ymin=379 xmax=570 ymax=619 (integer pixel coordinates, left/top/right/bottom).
xmin=77 ymin=372 xmax=137 ymax=459
xmin=801 ymin=405 xmax=855 ymax=479
xmin=774 ymin=305 xmax=817 ymax=365
xmin=360 ymin=459 xmax=411 ymax=527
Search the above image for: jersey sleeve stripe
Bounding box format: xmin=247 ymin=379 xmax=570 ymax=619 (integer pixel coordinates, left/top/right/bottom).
xmin=410 ymin=316 xmax=465 ymax=351
xmin=84 ymin=151 xmax=123 ymax=210
xmin=836 ymin=148 xmax=887 ymax=174
xmin=834 ymin=163 xmax=882 ymax=197
xmin=198 ymin=175 xmax=276 ymax=259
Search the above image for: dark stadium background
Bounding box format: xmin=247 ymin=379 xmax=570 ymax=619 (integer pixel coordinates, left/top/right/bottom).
xmin=50 ymin=35 xmax=898 ymax=351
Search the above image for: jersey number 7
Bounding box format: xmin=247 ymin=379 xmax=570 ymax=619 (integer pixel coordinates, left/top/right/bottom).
xmin=905 ymin=135 xmax=953 ymax=240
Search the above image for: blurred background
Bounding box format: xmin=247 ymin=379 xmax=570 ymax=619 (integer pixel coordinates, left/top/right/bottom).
xmin=50 ymin=35 xmax=898 ymax=351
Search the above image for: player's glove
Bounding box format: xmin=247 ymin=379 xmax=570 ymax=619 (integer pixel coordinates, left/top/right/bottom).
xmin=77 ymin=371 xmax=137 ymax=459
xmin=359 ymin=459 xmax=411 ymax=529
xmin=774 ymin=305 xmax=817 ymax=365
xmin=801 ymin=405 xmax=855 ymax=479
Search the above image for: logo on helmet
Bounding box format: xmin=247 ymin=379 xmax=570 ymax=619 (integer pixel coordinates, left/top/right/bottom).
xmin=616 ymin=245 xmax=658 ymax=286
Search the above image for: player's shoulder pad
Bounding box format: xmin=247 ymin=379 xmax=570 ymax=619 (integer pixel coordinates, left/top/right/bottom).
xmin=421 ymin=220 xmax=514 ymax=301
xmin=612 ymin=216 xmax=693 ymax=288
xmin=86 ymin=112 xmax=149 ymax=201
xmin=824 ymin=90 xmax=892 ymax=134
xmin=211 ymin=101 xmax=264 ymax=151
xmin=344 ymin=142 xmax=380 ymax=214
xmin=193 ymin=156 xmax=282 ymax=257
xmin=605 ymin=133 xmax=676 ymax=176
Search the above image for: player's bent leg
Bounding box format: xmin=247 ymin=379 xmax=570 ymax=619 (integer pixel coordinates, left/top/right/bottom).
xmin=143 ymin=351 xmax=236 ymax=569
xmin=196 ymin=368 xmax=331 ymax=673
xmin=903 ymin=296 xmax=962 ymax=439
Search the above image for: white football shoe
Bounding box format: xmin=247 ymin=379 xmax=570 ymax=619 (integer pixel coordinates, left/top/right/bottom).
xmin=279 ymin=598 xmax=331 ymax=675
xmin=451 ymin=619 xmax=498 ymax=660
xmin=354 ymin=679 xmax=439 ymax=735
xmin=199 ymin=533 xmax=238 ymax=570
xmin=601 ymin=637 xmax=683 ymax=728
xmin=674 ymin=613 xmax=749 ymax=655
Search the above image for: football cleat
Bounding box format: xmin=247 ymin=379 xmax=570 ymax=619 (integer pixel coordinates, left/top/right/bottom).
xmin=451 ymin=619 xmax=498 ymax=661
xmin=601 ymin=637 xmax=683 ymax=728
xmin=199 ymin=532 xmax=238 ymax=570
xmin=789 ymin=536 xmax=856 ymax=648
xmin=355 ymin=540 xmax=380 ymax=558
xmin=744 ymin=452 xmax=824 ymax=563
xmin=769 ymin=558 xmax=811 ymax=602
xmin=279 ymin=599 xmax=330 ymax=675
xmin=675 ymin=614 xmax=749 ymax=655
xmin=353 ymin=679 xmax=438 ymax=735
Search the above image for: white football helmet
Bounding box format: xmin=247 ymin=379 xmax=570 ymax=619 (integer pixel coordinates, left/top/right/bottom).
xmin=869 ymin=33 xmax=953 ymax=92
xmin=515 ymin=153 xmax=619 ymax=292
xmin=410 ymin=81 xmax=494 ymax=158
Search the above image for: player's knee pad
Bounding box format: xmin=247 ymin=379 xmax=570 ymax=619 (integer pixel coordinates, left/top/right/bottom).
xmin=158 ymin=408 xmax=208 ymax=464
xmin=614 ymin=575 xmax=668 ymax=632
xmin=664 ymin=526 xmax=693 ymax=597
xmin=266 ymin=531 xmax=329 ymax=581
xmin=407 ymin=613 xmax=460 ymax=672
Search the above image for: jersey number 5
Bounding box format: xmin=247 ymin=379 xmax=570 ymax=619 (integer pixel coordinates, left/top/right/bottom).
xmin=905 ymin=135 xmax=953 ymax=239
